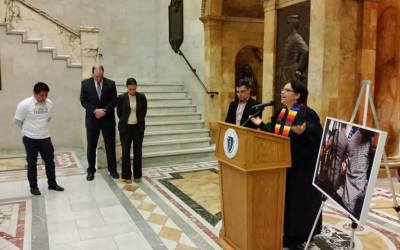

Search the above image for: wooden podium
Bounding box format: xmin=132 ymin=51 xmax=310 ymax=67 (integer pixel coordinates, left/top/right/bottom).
xmin=215 ymin=122 xmax=291 ymax=250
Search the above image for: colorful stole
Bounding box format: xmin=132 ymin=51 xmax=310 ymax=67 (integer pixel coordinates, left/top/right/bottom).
xmin=274 ymin=106 xmax=301 ymax=137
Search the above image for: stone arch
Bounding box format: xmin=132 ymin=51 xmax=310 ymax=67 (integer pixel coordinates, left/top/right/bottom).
xmin=235 ymin=45 xmax=263 ymax=100
xmin=202 ymin=0 xmax=223 ymax=17
xmin=202 ymin=0 xmax=264 ymax=18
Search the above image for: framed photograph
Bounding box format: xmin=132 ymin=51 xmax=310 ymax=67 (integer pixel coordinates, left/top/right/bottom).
xmin=312 ymin=117 xmax=387 ymax=224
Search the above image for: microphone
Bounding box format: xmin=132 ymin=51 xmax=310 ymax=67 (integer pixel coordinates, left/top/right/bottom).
xmin=250 ymin=100 xmax=275 ymax=110
xmin=241 ymin=100 xmax=275 ymax=127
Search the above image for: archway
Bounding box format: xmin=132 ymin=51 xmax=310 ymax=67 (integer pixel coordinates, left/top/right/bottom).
xmin=235 ymin=46 xmax=263 ymax=101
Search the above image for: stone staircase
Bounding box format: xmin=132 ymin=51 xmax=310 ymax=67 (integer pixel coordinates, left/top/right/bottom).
xmin=116 ymin=82 xmax=215 ymax=167
xmin=0 ymin=22 xmax=82 ymax=68
xmin=0 ymin=0 xmax=99 ymax=70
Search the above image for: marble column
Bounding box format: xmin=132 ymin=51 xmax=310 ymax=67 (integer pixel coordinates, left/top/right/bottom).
xmin=201 ymin=16 xmax=224 ymax=138
xmin=358 ymin=0 xmax=379 ymax=127
xmin=374 ymin=0 xmax=400 ymax=157
xmin=307 ymin=0 xmax=326 ymax=117
xmin=262 ymin=0 xmax=277 ymax=120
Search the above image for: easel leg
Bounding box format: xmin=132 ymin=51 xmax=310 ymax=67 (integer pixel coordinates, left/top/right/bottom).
xmin=348 ymin=220 xmax=358 ymax=250
xmin=305 ymin=198 xmax=325 ymax=250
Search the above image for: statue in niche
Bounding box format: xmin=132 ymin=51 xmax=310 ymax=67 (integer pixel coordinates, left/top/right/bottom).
xmin=280 ymin=14 xmax=309 ymax=85
xmin=238 ymin=64 xmax=258 ymax=99
xmin=375 ymin=8 xmax=400 ymax=157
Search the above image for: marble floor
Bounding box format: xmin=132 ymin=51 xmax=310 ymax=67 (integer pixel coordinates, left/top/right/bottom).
xmin=0 ymin=151 xmax=399 ymax=250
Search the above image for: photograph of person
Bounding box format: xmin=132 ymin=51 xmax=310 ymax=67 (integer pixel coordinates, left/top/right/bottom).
xmin=313 ymin=118 xmax=387 ymax=223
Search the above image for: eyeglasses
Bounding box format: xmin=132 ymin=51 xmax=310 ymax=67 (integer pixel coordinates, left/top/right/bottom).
xmin=281 ymin=88 xmax=294 ymax=93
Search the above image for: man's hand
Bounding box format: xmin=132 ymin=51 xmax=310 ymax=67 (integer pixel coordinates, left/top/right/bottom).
xmin=94 ymin=109 xmax=106 ymax=119
xmin=250 ymin=116 xmax=262 ymax=126
xmin=291 ymin=122 xmax=306 ymax=135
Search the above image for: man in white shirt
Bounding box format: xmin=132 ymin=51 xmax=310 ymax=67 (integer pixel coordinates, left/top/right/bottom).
xmin=14 ymin=82 xmax=64 ymax=195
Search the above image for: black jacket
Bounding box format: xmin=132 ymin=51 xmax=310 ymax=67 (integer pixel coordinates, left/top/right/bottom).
xmin=80 ymin=77 xmax=117 ymax=129
xmin=116 ymin=92 xmax=147 ymax=133
xmin=225 ymin=98 xmax=261 ymax=129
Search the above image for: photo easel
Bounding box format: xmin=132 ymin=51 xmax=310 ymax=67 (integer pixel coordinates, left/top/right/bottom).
xmin=305 ymin=80 xmax=400 ymax=250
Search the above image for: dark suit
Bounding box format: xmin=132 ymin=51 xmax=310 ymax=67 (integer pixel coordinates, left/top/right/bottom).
xmin=80 ymin=77 xmax=117 ymax=174
xmin=225 ymin=98 xmax=261 ymax=129
xmin=116 ymin=92 xmax=147 ymax=179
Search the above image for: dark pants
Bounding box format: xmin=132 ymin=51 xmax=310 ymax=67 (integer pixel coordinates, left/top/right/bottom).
xmin=22 ymin=136 xmax=56 ymax=188
xmin=120 ymin=124 xmax=144 ymax=179
xmin=86 ymin=126 xmax=117 ymax=174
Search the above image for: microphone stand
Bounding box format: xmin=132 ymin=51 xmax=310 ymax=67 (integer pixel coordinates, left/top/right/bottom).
xmin=241 ymin=108 xmax=263 ymax=127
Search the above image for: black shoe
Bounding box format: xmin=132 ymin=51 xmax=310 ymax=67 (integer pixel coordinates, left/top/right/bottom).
xmin=30 ymin=187 xmax=41 ymax=196
xmin=86 ymin=173 xmax=95 ymax=181
xmin=48 ymin=184 xmax=64 ymax=191
xmin=110 ymin=172 xmax=120 ymax=179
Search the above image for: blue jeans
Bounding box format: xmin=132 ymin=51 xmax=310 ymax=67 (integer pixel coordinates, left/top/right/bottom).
xmin=22 ymin=136 xmax=56 ymax=188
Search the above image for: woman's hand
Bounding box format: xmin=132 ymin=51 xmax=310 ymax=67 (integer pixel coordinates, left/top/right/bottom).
xmin=291 ymin=122 xmax=306 ymax=135
xmin=250 ymin=116 xmax=262 ymax=126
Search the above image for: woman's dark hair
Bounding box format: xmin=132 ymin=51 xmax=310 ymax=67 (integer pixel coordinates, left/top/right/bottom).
xmin=126 ymin=78 xmax=137 ymax=86
xmin=290 ymin=80 xmax=308 ymax=105
xmin=33 ymin=82 xmax=49 ymax=94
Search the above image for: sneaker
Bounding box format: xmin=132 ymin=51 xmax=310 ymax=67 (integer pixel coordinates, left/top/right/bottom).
xmin=48 ymin=184 xmax=64 ymax=191
xmin=134 ymin=178 xmax=141 ymax=183
xmin=30 ymin=187 xmax=41 ymax=196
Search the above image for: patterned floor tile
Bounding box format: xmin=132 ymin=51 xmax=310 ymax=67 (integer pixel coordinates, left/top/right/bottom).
xmin=0 ymin=199 xmax=31 ymax=250
xmin=139 ymin=161 xmax=400 ymax=250
xmin=0 ymin=151 xmax=84 ymax=183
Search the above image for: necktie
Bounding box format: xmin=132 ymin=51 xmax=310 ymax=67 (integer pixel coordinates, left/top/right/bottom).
xmin=96 ymin=82 xmax=102 ymax=99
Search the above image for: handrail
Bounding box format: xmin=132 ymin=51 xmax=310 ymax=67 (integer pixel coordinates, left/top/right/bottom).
xmin=177 ymin=49 xmax=218 ymax=98
xmin=9 ymin=0 xmax=80 ymax=37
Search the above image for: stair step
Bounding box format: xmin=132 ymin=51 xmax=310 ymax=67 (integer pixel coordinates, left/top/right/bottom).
xmin=146 ymin=112 xmax=202 ymax=122
xmin=24 ymin=38 xmax=42 ymax=43
xmin=53 ymin=54 xmax=70 ymax=60
xmin=147 ymin=98 xmax=192 ymax=106
xmin=144 ymin=129 xmax=210 ymax=142
xmin=142 ymin=146 xmax=216 ymax=167
xmin=146 ymin=120 xmax=204 ymax=131
xmin=143 ymin=137 xmax=211 ymax=153
xmin=117 ymin=83 xmax=184 ymax=92
xmin=8 ymin=29 xmax=26 ymax=35
xmin=39 ymin=46 xmax=56 ymax=52
xmin=148 ymin=105 xmax=196 ymax=113
xmin=68 ymin=62 xmax=83 ymax=68
xmin=144 ymin=92 xmax=187 ymax=99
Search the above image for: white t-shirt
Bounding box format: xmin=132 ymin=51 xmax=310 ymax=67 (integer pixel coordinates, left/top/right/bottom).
xmin=14 ymin=96 xmax=53 ymax=139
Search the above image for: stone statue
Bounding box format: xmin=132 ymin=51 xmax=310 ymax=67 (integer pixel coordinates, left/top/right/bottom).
xmin=281 ymin=14 xmax=309 ymax=84
xmin=238 ymin=64 xmax=258 ymax=99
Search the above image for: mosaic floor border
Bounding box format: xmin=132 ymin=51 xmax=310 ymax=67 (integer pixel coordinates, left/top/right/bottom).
xmin=0 ymin=151 xmax=84 ymax=183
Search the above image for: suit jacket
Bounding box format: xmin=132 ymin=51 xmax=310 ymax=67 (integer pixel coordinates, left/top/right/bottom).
xmin=225 ymin=98 xmax=261 ymax=129
xmin=80 ymin=77 xmax=117 ymax=129
xmin=116 ymin=92 xmax=147 ymax=133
